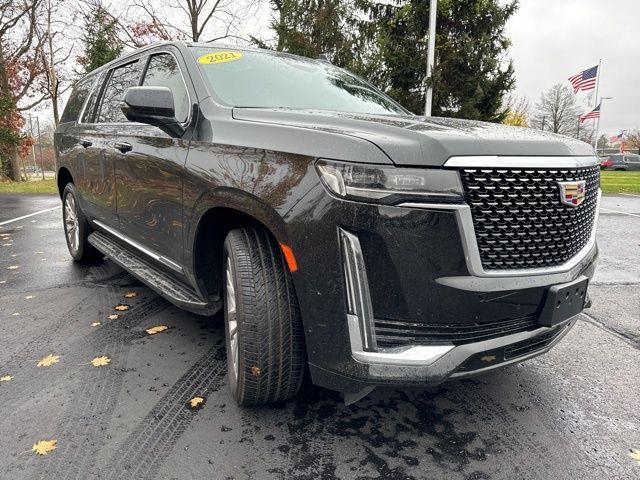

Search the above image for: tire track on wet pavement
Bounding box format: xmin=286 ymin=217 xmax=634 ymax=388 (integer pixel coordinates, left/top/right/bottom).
xmin=7 ymin=291 xmax=170 ymax=479
xmin=102 ymin=343 xmax=227 ymax=480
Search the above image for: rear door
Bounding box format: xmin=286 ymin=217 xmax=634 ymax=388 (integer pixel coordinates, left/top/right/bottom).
xmin=113 ymin=48 xmax=194 ymax=272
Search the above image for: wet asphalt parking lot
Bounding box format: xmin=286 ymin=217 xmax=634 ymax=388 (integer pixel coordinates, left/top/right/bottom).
xmin=0 ymin=193 xmax=639 ymax=480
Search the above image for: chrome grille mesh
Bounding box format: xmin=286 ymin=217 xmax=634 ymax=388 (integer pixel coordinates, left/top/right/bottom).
xmin=459 ymin=166 xmax=599 ymax=270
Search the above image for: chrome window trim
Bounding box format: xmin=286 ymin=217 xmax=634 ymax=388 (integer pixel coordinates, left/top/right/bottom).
xmin=339 ymin=228 xmax=454 ymax=365
xmin=93 ymin=220 xmax=183 ymax=274
xmin=398 ymin=189 xmax=601 ymax=278
xmin=76 ymin=73 xmax=103 ymax=126
xmin=444 ymin=155 xmax=599 ymax=169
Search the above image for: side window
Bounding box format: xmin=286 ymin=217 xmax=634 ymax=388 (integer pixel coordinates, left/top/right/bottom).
xmin=60 ymin=76 xmax=95 ymax=123
xmin=142 ymin=53 xmax=189 ymax=123
xmin=97 ymin=61 xmax=141 ymax=123
xmin=80 ymin=73 xmax=104 ymax=123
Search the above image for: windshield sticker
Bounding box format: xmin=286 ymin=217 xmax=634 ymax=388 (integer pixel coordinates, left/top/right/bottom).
xmin=198 ymin=51 xmax=243 ymax=65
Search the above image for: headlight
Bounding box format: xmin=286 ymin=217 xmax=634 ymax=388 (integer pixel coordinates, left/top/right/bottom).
xmin=315 ymin=160 xmax=464 ymax=204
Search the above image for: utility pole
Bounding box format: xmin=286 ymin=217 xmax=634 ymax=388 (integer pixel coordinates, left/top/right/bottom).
xmin=27 ymin=113 xmax=37 ymax=177
xmin=541 ymin=115 xmax=546 ymax=131
xmin=36 ymin=116 xmax=45 ymax=180
xmin=424 ymin=0 xmax=438 ymax=116
xmin=595 ymin=96 xmax=613 ymax=155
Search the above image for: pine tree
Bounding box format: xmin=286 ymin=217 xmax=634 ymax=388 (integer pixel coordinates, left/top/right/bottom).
xmin=81 ymin=6 xmax=123 ymax=73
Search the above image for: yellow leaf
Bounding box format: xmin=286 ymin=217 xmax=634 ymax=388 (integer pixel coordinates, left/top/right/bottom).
xmin=108 ymin=314 xmax=119 ymax=320
xmin=24 ymin=295 xmax=34 ymax=299
xmin=91 ymin=322 xmax=101 ymax=327
xmin=114 ymin=304 xmax=129 ymax=311
xmin=0 ymin=375 xmax=13 ymax=382
xmin=188 ymin=396 xmax=205 ymax=409
xmin=145 ymin=325 xmax=168 ymax=335
xmin=7 ymin=265 xmax=19 ymax=270
xmin=32 ymin=439 xmax=57 ymax=455
xmin=630 ymin=449 xmax=640 ymax=464
xmin=90 ymin=356 xmax=111 ymax=367
xmin=37 ymin=354 xmax=60 ymax=367
xmin=124 ymin=292 xmax=138 ymax=298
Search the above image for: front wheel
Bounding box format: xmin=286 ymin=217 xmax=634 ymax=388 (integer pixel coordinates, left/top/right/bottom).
xmin=62 ymin=183 xmax=100 ymax=263
xmin=223 ymin=227 xmax=306 ymax=406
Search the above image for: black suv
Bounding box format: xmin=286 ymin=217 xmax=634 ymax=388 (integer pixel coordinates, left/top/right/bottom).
xmin=55 ymin=42 xmax=600 ymax=405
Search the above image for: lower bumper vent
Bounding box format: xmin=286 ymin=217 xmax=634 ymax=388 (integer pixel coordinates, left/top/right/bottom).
xmin=374 ymin=316 xmax=538 ymax=348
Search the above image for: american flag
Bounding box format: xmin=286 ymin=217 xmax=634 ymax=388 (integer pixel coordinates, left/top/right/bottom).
xmin=610 ymin=132 xmax=624 ymax=143
xmin=568 ymin=65 xmax=598 ymax=94
xmin=579 ymin=103 xmax=600 ymax=123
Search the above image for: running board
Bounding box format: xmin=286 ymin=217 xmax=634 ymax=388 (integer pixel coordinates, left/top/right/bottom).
xmin=88 ymin=231 xmax=220 ymax=316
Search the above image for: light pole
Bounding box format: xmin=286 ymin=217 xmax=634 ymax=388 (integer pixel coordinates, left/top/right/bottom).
xmin=595 ymin=96 xmax=613 ymax=154
xmin=424 ymin=0 xmax=438 ymax=116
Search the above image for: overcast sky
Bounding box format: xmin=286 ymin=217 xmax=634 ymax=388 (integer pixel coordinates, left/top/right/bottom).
xmin=506 ymin=0 xmax=639 ymax=135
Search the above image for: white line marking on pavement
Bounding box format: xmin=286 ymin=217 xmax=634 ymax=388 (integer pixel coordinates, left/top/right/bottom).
xmin=0 ymin=206 xmax=61 ymax=226
xmin=620 ymin=193 xmax=640 ymax=198
xmin=600 ymin=207 xmax=640 ymax=218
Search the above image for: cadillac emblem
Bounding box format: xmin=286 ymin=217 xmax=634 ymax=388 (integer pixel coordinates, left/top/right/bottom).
xmin=558 ymin=180 xmax=586 ymax=207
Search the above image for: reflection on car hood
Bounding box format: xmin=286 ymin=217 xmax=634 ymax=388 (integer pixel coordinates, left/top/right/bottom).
xmin=232 ymin=108 xmax=595 ymax=166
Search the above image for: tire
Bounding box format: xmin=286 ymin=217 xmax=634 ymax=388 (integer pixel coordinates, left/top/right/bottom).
xmin=222 ymin=227 xmax=306 ymax=405
xmin=62 ymin=183 xmax=101 ymax=263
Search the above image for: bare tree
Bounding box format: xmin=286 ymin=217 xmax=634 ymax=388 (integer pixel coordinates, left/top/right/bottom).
xmin=121 ymin=0 xmax=260 ymax=45
xmin=35 ymin=0 xmax=73 ymax=125
xmin=532 ymin=84 xmax=582 ymax=136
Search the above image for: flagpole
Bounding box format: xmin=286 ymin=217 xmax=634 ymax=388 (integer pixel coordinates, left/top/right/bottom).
xmin=592 ymin=59 xmax=601 ymax=149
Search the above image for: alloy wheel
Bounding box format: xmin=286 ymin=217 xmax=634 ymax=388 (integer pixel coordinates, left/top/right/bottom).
xmin=64 ymin=193 xmax=79 ymax=255
xmin=225 ymin=257 xmax=239 ymax=382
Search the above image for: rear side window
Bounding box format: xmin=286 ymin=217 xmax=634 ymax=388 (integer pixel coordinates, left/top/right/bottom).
xmin=97 ymin=61 xmax=141 ymax=123
xmin=142 ymin=53 xmax=189 ymax=123
xmin=60 ymin=76 xmax=95 ymax=123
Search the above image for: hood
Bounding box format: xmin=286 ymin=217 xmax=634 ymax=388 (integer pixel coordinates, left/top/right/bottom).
xmin=232 ymin=108 xmax=595 ymax=166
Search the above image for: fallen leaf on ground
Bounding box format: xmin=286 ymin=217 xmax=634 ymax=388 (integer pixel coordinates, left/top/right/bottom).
xmin=32 ymin=439 xmax=57 ymax=455
xmin=37 ymin=354 xmax=60 ymax=367
xmin=124 ymin=292 xmax=138 ymax=298
xmin=7 ymin=265 xmax=19 ymax=270
xmin=0 ymin=375 xmax=13 ymax=382
xmin=250 ymin=366 xmax=261 ymax=376
xmin=0 ymin=280 xmax=6 ymax=284
xmin=90 ymin=356 xmax=111 ymax=367
xmin=188 ymin=396 xmax=205 ymax=409
xmin=11 ymin=312 xmax=19 ymax=316
xmin=145 ymin=325 xmax=168 ymax=335
xmin=34 ymin=251 xmax=44 ymax=254
xmin=24 ymin=295 xmax=34 ymax=299
xmin=630 ymin=449 xmax=640 ymax=464
xmin=91 ymin=322 xmax=101 ymax=327
xmin=114 ymin=304 xmax=129 ymax=311
xmin=10 ymin=254 xmax=17 ymax=257
xmin=2 ymin=243 xmax=12 ymax=247
xmin=108 ymin=314 xmax=119 ymax=320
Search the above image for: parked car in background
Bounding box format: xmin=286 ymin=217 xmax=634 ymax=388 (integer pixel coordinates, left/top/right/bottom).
xmin=55 ymin=42 xmax=601 ymax=406
xmin=600 ymin=154 xmax=640 ymax=170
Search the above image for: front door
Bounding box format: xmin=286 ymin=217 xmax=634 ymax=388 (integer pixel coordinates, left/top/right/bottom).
xmin=114 ymin=50 xmax=194 ymax=270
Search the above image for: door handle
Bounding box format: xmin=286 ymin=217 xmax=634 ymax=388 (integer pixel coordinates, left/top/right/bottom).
xmin=114 ymin=141 xmax=133 ymax=153
xmin=79 ymin=139 xmax=92 ymax=148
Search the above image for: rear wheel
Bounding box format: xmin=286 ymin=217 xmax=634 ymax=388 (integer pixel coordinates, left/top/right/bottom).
xmin=223 ymin=227 xmax=305 ymax=405
xmin=62 ymin=183 xmax=100 ymax=263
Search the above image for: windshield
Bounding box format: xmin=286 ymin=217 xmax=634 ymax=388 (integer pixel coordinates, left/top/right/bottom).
xmin=191 ymin=47 xmax=407 ymax=115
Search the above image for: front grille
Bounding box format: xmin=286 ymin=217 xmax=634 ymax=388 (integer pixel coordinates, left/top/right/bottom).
xmin=374 ymin=316 xmax=538 ymax=348
xmin=459 ymin=166 xmax=599 ymax=270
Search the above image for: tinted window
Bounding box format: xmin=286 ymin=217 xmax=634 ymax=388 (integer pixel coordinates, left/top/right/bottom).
xmin=97 ymin=62 xmax=141 ymax=123
xmin=60 ymin=76 xmax=95 ymax=123
xmin=143 ymin=53 xmax=189 ymax=123
xmin=191 ymin=47 xmax=407 ymax=115
xmin=80 ymin=73 xmax=104 ymax=123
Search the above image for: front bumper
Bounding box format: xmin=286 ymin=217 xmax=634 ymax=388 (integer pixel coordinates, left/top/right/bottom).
xmin=285 ymin=167 xmax=599 ymax=395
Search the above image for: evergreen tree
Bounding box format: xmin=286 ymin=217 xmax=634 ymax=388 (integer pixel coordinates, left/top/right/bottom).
xmin=263 ymin=0 xmax=518 ymax=121
xmin=81 ymin=6 xmax=123 ymax=73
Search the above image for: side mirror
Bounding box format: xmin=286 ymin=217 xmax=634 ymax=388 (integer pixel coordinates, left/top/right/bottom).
xmin=120 ymin=86 xmax=185 ymax=137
